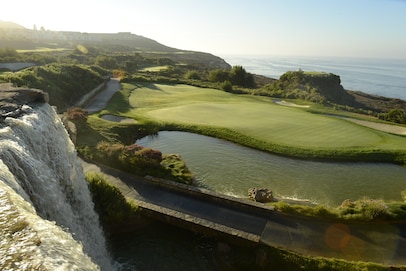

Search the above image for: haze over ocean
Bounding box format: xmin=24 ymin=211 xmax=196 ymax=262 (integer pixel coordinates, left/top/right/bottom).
xmin=223 ymin=55 xmax=406 ymax=101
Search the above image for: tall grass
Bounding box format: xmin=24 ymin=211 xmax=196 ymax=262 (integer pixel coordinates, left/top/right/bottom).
xmin=85 ymin=172 xmax=138 ymax=224
xmin=271 ymin=198 xmax=406 ymax=221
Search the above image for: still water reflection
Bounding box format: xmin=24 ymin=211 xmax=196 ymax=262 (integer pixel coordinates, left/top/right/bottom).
xmin=137 ymin=131 xmax=406 ymax=206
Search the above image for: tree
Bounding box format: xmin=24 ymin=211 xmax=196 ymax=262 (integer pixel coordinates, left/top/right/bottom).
xmin=230 ymin=65 xmax=247 ymax=86
xmin=208 ymin=69 xmax=229 ymax=82
xmin=229 ymin=65 xmax=255 ymax=87
xmin=95 ymin=55 xmax=118 ymax=69
xmin=385 ymin=108 xmax=406 ymax=124
xmin=184 ymin=70 xmax=201 ymax=80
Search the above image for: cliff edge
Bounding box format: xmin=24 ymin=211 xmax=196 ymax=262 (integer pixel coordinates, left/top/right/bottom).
xmin=0 ymin=83 xmax=49 ymax=122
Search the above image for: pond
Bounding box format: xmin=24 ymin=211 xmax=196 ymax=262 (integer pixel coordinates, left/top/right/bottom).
xmin=136 ymin=131 xmax=406 ymax=206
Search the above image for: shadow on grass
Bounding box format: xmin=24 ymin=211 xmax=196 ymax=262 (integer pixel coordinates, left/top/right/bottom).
xmin=104 ymin=91 xmax=131 ymax=114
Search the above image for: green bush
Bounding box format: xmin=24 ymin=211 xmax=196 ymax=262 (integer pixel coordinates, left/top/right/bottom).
xmin=160 ymin=154 xmax=194 ymax=184
xmin=272 ymin=201 xmax=337 ymax=218
xmin=0 ymin=63 xmax=108 ymax=111
xmin=184 ymin=70 xmax=201 ymax=80
xmin=338 ymin=198 xmax=389 ymax=220
xmin=385 ymin=108 xmax=406 ymax=124
xmin=271 ymin=197 xmax=406 ymax=222
xmin=221 ymin=80 xmax=233 ymax=92
xmin=85 ymin=172 xmax=138 ymax=224
xmin=93 ymin=141 xmax=193 ymax=184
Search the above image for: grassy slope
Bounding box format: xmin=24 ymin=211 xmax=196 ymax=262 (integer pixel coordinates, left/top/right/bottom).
xmin=120 ymin=83 xmax=406 ymax=162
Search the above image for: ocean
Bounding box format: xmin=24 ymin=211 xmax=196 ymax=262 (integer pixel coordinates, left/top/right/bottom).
xmin=222 ymin=55 xmax=406 ymax=101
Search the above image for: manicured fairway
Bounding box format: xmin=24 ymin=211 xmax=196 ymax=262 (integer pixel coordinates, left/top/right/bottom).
xmin=126 ymin=83 xmax=406 ymax=152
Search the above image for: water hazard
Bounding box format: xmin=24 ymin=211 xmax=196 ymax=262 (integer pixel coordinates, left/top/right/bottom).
xmin=137 ymin=131 xmax=406 ymax=206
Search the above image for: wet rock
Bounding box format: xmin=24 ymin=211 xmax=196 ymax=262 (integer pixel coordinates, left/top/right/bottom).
xmin=0 ymin=84 xmax=49 ymax=122
xmin=61 ymin=116 xmax=77 ymax=144
xmin=248 ymin=187 xmax=274 ymax=203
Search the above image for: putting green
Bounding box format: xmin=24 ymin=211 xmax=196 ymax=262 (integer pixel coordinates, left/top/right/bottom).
xmin=128 ymin=83 xmax=406 ymax=150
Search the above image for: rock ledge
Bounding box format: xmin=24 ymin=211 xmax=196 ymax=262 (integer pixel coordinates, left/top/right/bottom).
xmin=0 ymin=83 xmax=49 ymax=122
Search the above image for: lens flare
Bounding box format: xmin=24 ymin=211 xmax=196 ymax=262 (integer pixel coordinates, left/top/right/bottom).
xmin=325 ymin=223 xmax=351 ymax=250
xmin=76 ymin=44 xmax=88 ymax=54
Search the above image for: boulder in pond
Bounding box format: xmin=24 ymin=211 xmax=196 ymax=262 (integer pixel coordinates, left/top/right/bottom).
xmin=248 ymin=188 xmax=274 ymax=203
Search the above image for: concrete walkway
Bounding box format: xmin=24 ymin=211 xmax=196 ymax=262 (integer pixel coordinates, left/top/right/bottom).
xmin=85 ymin=78 xmax=120 ymax=113
xmin=82 ymin=161 xmax=406 ymax=266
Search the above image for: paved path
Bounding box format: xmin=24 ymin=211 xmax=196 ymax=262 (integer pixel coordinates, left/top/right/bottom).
xmin=85 ymin=78 xmax=120 ymax=113
xmin=82 ymin=161 xmax=406 ymax=266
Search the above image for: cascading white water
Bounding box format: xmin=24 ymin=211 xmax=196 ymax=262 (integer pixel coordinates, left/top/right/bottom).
xmin=0 ymin=103 xmax=114 ymax=270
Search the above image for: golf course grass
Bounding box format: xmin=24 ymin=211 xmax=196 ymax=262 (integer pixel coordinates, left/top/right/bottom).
xmin=101 ymin=82 xmax=406 ymax=163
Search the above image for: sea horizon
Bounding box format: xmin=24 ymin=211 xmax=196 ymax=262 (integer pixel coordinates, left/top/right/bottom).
xmin=221 ymin=54 xmax=406 ymax=101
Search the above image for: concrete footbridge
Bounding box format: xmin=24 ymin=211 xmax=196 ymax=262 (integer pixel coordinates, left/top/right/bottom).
xmin=82 ymin=161 xmax=406 ymax=266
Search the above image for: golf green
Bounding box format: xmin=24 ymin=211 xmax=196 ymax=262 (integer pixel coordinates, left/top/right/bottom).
xmin=128 ymin=83 xmax=406 ymax=151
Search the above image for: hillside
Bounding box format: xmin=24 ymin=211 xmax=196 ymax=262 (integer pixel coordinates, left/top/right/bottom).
xmin=0 ymin=64 xmax=109 ymax=111
xmin=0 ymin=20 xmax=26 ymax=29
xmin=1 ymin=21 xmax=403 ymax=115
xmin=0 ymin=22 xmax=229 ymax=70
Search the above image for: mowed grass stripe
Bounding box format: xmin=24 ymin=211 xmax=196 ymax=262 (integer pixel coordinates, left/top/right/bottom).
xmin=127 ymin=83 xmax=406 ymax=151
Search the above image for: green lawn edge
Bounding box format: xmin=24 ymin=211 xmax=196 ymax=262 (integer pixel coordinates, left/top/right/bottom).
xmin=108 ymin=81 xmax=406 ymax=165
xmin=155 ymin=120 xmax=406 ymax=164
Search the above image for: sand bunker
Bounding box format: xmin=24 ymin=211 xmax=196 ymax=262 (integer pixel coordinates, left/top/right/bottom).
xmin=344 ymin=118 xmax=406 ymax=136
xmin=100 ymin=114 xmax=137 ymax=123
xmin=273 ymin=100 xmax=406 ymax=136
xmin=274 ymin=100 xmax=310 ymax=108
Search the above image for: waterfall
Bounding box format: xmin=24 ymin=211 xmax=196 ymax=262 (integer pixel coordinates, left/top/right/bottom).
xmin=0 ymin=103 xmax=114 ymax=270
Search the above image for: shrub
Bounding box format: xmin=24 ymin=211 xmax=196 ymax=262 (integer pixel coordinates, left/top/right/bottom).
xmin=160 ymin=154 xmax=194 ymax=184
xmin=208 ymin=69 xmax=229 ymax=82
xmin=96 ymin=141 xmax=125 ymax=158
xmin=338 ymin=198 xmax=389 ymax=220
xmin=113 ymin=69 xmax=128 ymax=79
xmin=184 ymin=70 xmax=201 ymax=80
xmin=387 ymin=202 xmax=406 ymax=220
xmin=93 ymin=141 xmax=192 ymax=183
xmin=135 ymin=147 xmax=162 ymax=162
xmin=221 ymin=80 xmax=233 ymax=92
xmin=1 ymin=63 xmax=107 ymax=111
xmin=85 ymin=172 xmax=138 ymax=224
xmin=272 ymin=201 xmax=337 ymax=218
xmin=385 ymin=108 xmax=406 ymax=124
xmin=66 ymin=107 xmax=88 ymax=128
xmin=271 ymin=197 xmax=406 ymax=221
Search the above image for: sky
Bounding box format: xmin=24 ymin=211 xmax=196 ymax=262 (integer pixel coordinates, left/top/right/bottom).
xmin=2 ymin=0 xmax=406 ymax=59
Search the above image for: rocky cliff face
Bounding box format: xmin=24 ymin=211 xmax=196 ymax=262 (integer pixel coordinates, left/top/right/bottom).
xmin=0 ymin=83 xmax=49 ymax=122
xmin=303 ymin=73 xmax=355 ymax=105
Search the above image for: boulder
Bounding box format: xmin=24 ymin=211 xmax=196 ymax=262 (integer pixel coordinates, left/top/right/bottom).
xmin=248 ymin=188 xmax=274 ymax=203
